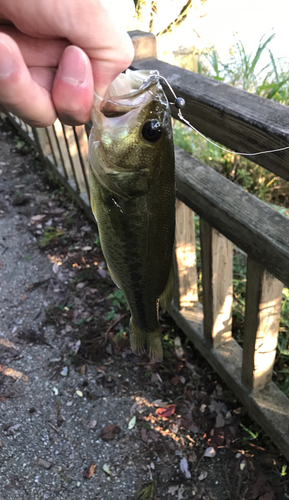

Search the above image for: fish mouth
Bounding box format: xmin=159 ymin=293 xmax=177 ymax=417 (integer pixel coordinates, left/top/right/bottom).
xmin=98 ymin=70 xmax=162 ymax=118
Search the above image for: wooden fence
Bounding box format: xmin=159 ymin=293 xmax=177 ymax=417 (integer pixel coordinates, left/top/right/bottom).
xmin=6 ymin=30 xmax=289 ymax=460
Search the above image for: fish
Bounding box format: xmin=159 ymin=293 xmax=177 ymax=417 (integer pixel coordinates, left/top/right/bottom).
xmin=88 ymin=69 xmax=175 ymax=361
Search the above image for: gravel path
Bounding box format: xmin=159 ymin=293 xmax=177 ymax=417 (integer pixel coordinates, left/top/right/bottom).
xmin=0 ymin=118 xmax=287 ymax=500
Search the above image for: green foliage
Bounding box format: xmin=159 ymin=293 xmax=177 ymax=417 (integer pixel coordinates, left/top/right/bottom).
xmin=239 ymin=423 xmax=260 ymax=441
xmin=136 ymin=480 xmax=157 ymax=500
xmin=39 ymin=227 xmax=64 ymax=247
xmin=94 ymin=233 xmax=100 ymax=246
xmin=174 ymin=32 xmax=289 ymax=394
xmin=201 ymin=34 xmax=289 ymax=100
xmin=106 ymin=289 xmax=129 ymax=322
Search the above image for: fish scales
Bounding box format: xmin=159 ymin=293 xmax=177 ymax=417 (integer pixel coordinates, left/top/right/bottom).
xmin=89 ymin=70 xmax=175 ymax=360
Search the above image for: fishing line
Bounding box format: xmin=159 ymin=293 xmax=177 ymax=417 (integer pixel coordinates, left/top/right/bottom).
xmin=158 ymin=75 xmax=289 ymax=157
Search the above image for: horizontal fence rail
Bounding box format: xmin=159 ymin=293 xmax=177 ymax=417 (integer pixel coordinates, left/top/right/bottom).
xmin=4 ymin=30 xmax=289 ymax=460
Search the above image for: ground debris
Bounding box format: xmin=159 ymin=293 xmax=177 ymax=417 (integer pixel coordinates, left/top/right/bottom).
xmin=0 ymin=118 xmax=288 ymax=500
xmin=37 ymin=458 xmax=52 ymax=469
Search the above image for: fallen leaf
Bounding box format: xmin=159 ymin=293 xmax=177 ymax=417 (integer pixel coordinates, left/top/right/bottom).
xmin=31 ymin=214 xmax=46 ymax=222
xmin=240 ymin=459 xmax=246 ymax=470
xmin=0 ymin=365 xmax=24 ymax=380
xmin=148 ymin=430 xmax=160 ymax=442
xmin=128 ymin=416 xmax=136 ymax=429
xmin=152 ymin=399 xmax=168 ymax=407
xmin=7 ymin=423 xmax=21 ymax=435
xmin=130 ymin=401 xmax=142 ymax=414
xmin=100 ymin=424 xmax=117 ymax=440
xmin=52 ymin=263 xmax=59 ymax=274
xmin=198 ymin=471 xmax=208 ymax=481
xmin=76 ymin=390 xmax=83 ymax=397
xmin=141 ymin=427 xmax=148 ymax=442
xmin=155 ymin=404 xmax=176 ymax=418
xmin=80 ymin=365 xmax=86 ymax=375
xmin=98 ymin=268 xmax=108 ymax=279
xmin=204 ymin=447 xmax=216 ymax=458
xmin=180 ymin=457 xmax=191 ymax=478
xmin=168 ymin=485 xmax=179 ymax=495
xmin=260 ymin=493 xmax=274 ymax=500
xmin=103 ymin=463 xmax=111 ymax=475
xmin=0 ymin=396 xmax=6 ymax=403
xmin=171 ymin=376 xmax=179 ymax=386
xmin=252 ymin=475 xmax=275 ymax=500
xmin=174 ymin=336 xmax=185 ymax=358
xmin=60 ymin=366 xmax=68 ymax=377
xmin=82 ymin=462 xmax=96 ymax=479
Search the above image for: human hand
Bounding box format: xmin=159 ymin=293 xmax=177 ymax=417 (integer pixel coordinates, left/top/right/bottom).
xmin=0 ymin=0 xmax=134 ymax=127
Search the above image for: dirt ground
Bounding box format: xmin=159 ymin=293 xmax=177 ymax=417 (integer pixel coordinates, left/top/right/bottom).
xmin=0 ymin=118 xmax=289 ymax=500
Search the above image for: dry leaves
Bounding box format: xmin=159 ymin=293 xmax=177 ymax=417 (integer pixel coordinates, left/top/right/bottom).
xmin=100 ymin=424 xmax=117 ymax=440
xmin=252 ymin=475 xmax=275 ymax=500
xmin=155 ymin=404 xmax=176 ymax=418
xmin=82 ymin=462 xmax=96 ymax=479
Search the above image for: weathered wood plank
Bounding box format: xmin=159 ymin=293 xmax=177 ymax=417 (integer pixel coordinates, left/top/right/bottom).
xmin=200 ymin=220 xmax=233 ymax=347
xmin=129 ymin=30 xmax=157 ymax=60
xmin=168 ymin=301 xmax=289 ymax=461
xmin=174 ymin=200 xmax=198 ymax=309
xmin=174 ymin=146 xmax=289 ymax=287
xmin=132 ymin=57 xmax=289 ymax=180
xmin=242 ymin=259 xmax=284 ymax=391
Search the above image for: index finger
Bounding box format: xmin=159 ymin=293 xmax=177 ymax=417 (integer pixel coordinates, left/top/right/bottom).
xmin=0 ymin=0 xmax=135 ymax=95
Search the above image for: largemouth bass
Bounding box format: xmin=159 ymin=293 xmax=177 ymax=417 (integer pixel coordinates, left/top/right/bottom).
xmin=89 ymin=70 xmax=175 ymax=361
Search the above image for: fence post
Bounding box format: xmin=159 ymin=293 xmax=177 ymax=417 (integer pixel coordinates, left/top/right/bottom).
xmin=129 ymin=30 xmax=157 ymax=60
xmin=200 ymin=219 xmax=233 ymax=348
xmin=242 ymin=257 xmax=283 ymax=391
xmin=174 ymin=199 xmax=198 ymax=309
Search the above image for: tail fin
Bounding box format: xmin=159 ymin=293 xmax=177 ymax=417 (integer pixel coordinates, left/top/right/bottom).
xmin=129 ymin=318 xmax=146 ymax=356
xmin=130 ymin=318 xmax=163 ymax=362
xmin=146 ymin=329 xmax=163 ymax=362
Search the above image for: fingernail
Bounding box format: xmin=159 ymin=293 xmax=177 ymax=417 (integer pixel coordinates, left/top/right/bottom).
xmin=58 ymin=46 xmax=87 ymax=86
xmin=0 ymin=41 xmax=14 ymax=79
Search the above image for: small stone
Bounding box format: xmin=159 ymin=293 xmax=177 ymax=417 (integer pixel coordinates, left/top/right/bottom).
xmin=90 ymin=419 xmax=97 ymax=429
xmin=37 ymin=458 xmax=52 ymax=469
xmin=215 ymin=413 xmax=225 ymax=428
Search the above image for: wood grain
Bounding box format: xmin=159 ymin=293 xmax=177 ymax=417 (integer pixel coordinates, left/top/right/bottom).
xmin=174 ymin=200 xmax=198 ymax=308
xmin=200 ymin=220 xmax=233 ymax=347
xmin=168 ymin=301 xmax=289 ymax=461
xmin=132 ymin=57 xmax=289 ymax=180
xmin=129 ymin=30 xmax=157 ymax=60
xmin=242 ymin=258 xmax=284 ymax=391
xmin=174 ymin=146 xmax=289 ymax=287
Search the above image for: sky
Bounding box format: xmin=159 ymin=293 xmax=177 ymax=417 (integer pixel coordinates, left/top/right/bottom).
xmin=125 ymin=0 xmax=289 ymax=71
xmin=196 ymin=0 xmax=289 ymax=66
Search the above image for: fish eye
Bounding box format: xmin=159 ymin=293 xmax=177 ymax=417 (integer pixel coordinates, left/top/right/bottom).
xmin=142 ymin=120 xmax=162 ymax=143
